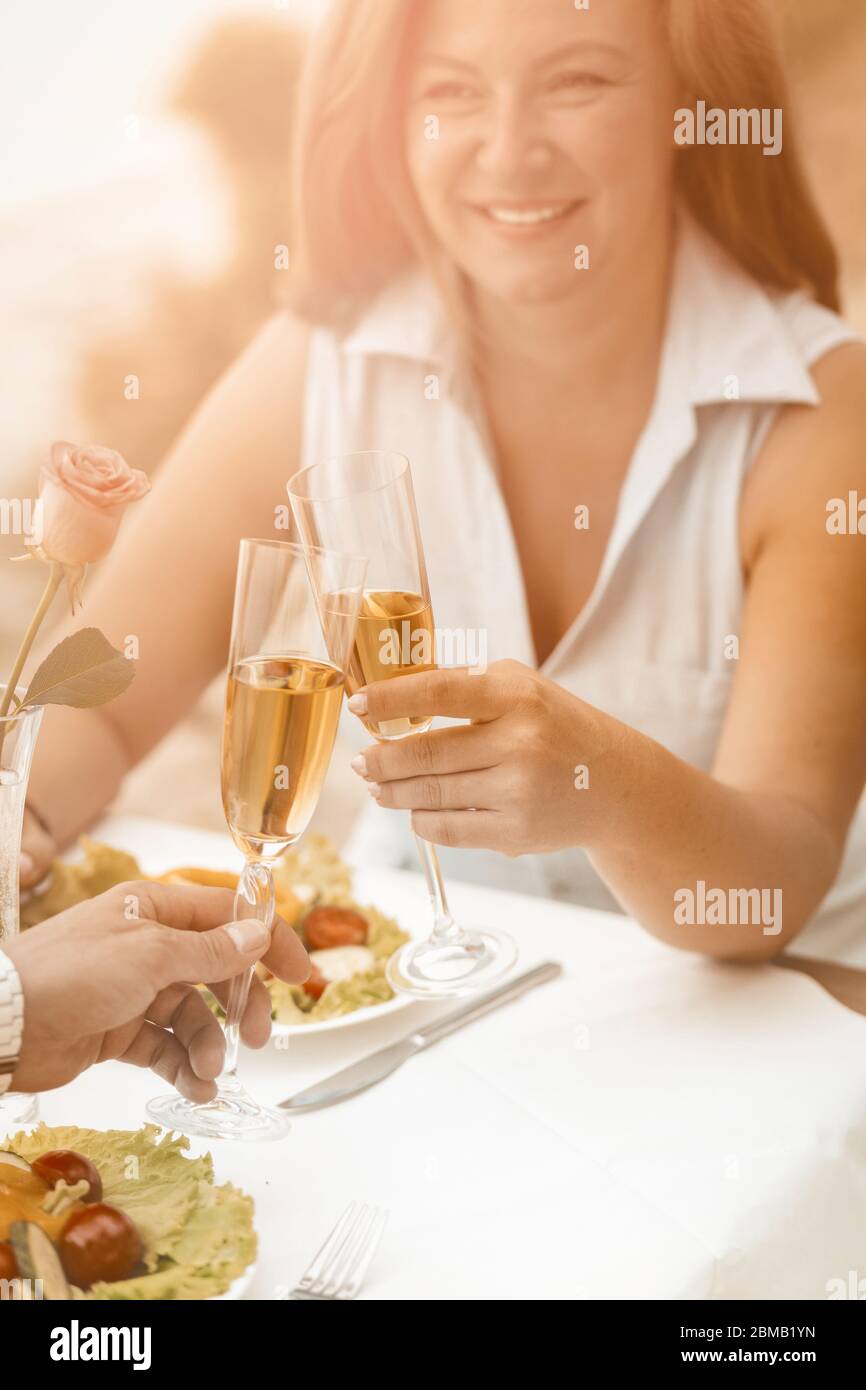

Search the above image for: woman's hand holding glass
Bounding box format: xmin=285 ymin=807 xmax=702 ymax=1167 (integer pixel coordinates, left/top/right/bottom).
xmin=348 ymin=659 xmax=617 ymax=857
xmin=288 ymin=451 xmax=516 ymax=997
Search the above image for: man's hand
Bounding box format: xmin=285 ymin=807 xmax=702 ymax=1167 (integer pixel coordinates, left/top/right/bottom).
xmin=4 ymin=880 xmax=310 ymax=1098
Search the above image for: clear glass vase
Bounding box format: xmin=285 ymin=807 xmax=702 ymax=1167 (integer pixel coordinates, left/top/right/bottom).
xmin=0 ymin=692 xmax=44 ymax=1135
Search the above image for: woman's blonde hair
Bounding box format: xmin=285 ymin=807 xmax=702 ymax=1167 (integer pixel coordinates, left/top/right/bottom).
xmin=288 ymin=0 xmax=840 ymax=326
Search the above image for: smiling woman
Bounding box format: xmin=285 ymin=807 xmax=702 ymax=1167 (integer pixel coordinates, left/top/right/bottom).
xmin=21 ymin=0 xmax=866 ymax=970
xmin=401 ymin=11 xmax=677 ymax=311
xmin=288 ymin=0 xmax=838 ymax=324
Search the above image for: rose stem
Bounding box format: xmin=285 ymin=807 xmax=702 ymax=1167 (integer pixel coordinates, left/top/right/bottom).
xmin=0 ymin=562 xmax=63 ymax=750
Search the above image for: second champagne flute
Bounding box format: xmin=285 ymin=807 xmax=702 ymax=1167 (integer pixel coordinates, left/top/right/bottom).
xmin=288 ymin=451 xmax=517 ymax=998
xmin=146 ymin=539 xmax=366 ymax=1140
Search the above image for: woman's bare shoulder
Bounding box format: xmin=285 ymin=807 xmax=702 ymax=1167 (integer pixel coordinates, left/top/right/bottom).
xmin=214 ymin=308 xmax=312 ymax=421
xmin=248 ymin=306 xmax=312 ymax=360
xmin=741 ymin=339 xmax=866 ymax=565
xmin=165 ymin=308 xmax=312 ymax=499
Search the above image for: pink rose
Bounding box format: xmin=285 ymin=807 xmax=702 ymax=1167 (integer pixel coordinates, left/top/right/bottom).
xmin=37 ymin=441 xmax=150 ymax=565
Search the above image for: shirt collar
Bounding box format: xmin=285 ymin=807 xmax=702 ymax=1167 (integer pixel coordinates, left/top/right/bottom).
xmin=342 ymin=268 xmax=454 ymax=366
xmin=663 ymin=212 xmax=820 ymax=409
xmin=341 ymin=211 xmax=822 ymax=409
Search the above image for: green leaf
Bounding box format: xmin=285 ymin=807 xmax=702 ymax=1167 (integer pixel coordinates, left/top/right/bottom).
xmin=19 ymin=628 xmax=134 ymax=709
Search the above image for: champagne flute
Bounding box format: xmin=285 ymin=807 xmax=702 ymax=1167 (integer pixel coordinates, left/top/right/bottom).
xmin=146 ymin=539 xmax=366 ymax=1140
xmin=288 ymin=452 xmax=517 ymax=998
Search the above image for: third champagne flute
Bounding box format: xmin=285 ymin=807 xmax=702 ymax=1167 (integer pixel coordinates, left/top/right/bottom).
xmin=288 ymin=451 xmax=517 ymax=998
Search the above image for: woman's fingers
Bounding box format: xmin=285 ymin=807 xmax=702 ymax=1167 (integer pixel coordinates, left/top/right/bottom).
xmin=146 ymin=983 xmax=226 ymax=1079
xmin=357 ymin=723 xmax=500 ymax=785
xmin=411 ymin=809 xmax=506 ymax=851
xmin=372 ymin=769 xmax=501 ymax=813
xmin=350 ymin=667 xmax=504 ymax=727
xmin=116 ymin=1019 xmax=218 ymax=1103
xmin=209 ymin=971 xmax=274 ymax=1049
xmin=20 ymin=805 xmax=57 ymax=889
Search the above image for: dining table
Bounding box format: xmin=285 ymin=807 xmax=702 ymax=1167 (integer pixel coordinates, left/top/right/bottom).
xmin=18 ymin=813 xmax=866 ymax=1301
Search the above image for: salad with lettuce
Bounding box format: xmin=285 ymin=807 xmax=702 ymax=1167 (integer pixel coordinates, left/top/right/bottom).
xmin=1 ymin=1125 xmax=255 ymax=1300
xmin=266 ymin=899 xmax=410 ymax=1024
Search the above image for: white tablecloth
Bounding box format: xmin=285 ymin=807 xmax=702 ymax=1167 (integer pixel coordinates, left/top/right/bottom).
xmin=17 ymin=815 xmax=866 ymax=1300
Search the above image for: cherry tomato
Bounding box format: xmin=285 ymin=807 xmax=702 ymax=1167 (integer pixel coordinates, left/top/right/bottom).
xmin=32 ymin=1150 xmax=103 ymax=1203
xmin=303 ymin=963 xmax=328 ymax=1000
xmin=58 ymin=1203 xmax=142 ymax=1289
xmin=0 ymin=1242 xmax=18 ymax=1280
xmin=304 ymin=906 xmax=367 ymax=950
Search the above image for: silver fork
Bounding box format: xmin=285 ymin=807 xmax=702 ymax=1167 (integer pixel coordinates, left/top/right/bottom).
xmin=290 ymin=1202 xmax=389 ymax=1300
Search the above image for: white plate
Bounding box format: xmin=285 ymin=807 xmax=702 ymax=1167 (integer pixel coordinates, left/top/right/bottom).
xmin=213 ymin=1265 xmax=256 ymax=1300
xmin=84 ymin=1266 xmax=255 ymax=1301
xmin=271 ymin=987 xmax=412 ymax=1038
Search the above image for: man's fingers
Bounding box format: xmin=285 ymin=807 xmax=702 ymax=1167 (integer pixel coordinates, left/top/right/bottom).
xmin=126 ymin=882 xmax=309 ymax=990
xmin=145 ymin=973 xmax=272 ymax=1084
xmin=146 ymin=984 xmax=226 ymax=1080
xmin=134 ymin=905 xmax=307 ymax=998
xmin=116 ymin=1020 xmax=218 ymax=1103
xmin=209 ymin=971 xmax=274 ymax=1049
xmin=142 ymin=914 xmax=273 ymax=990
xmin=117 ymin=882 xmax=238 ymax=934
xmin=351 ymin=668 xmax=502 ymax=725
xmin=260 ymin=920 xmax=311 ymax=986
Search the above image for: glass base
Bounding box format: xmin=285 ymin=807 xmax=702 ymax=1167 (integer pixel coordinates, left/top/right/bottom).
xmin=0 ymin=1090 xmax=39 ymax=1136
xmin=386 ymin=927 xmax=517 ymax=999
xmin=145 ymin=1085 xmax=291 ymax=1143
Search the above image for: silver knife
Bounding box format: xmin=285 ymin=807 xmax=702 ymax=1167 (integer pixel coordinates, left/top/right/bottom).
xmin=278 ymin=960 xmax=562 ymax=1113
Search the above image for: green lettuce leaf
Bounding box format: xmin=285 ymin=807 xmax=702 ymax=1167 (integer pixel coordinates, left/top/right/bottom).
xmin=9 ymin=1123 xmax=255 ymax=1300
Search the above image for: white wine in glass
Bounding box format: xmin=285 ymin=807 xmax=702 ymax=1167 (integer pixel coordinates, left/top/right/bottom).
xmin=223 ymin=655 xmax=346 ymax=853
xmin=338 ymin=588 xmax=436 ymax=739
xmin=146 ymin=540 xmax=366 ymax=1141
xmin=288 ymin=451 xmax=517 ymax=998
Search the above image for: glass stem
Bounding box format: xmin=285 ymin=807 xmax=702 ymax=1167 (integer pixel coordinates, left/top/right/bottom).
xmin=412 ymin=830 xmax=464 ymax=944
xmin=219 ymin=858 xmax=274 ymax=1087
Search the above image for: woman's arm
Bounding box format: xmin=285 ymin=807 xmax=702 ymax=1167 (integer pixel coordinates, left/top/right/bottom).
xmin=346 ymin=344 xmax=866 ymax=962
xmin=26 ymin=310 xmax=309 ymax=852
xmin=591 ymin=340 xmax=866 ymax=958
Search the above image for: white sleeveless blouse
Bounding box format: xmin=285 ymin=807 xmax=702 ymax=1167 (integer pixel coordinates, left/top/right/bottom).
xmin=301 ymin=215 xmax=866 ymax=965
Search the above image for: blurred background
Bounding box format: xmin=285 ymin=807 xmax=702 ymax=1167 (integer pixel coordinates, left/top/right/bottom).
xmin=1 ymin=0 xmax=864 ymax=845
